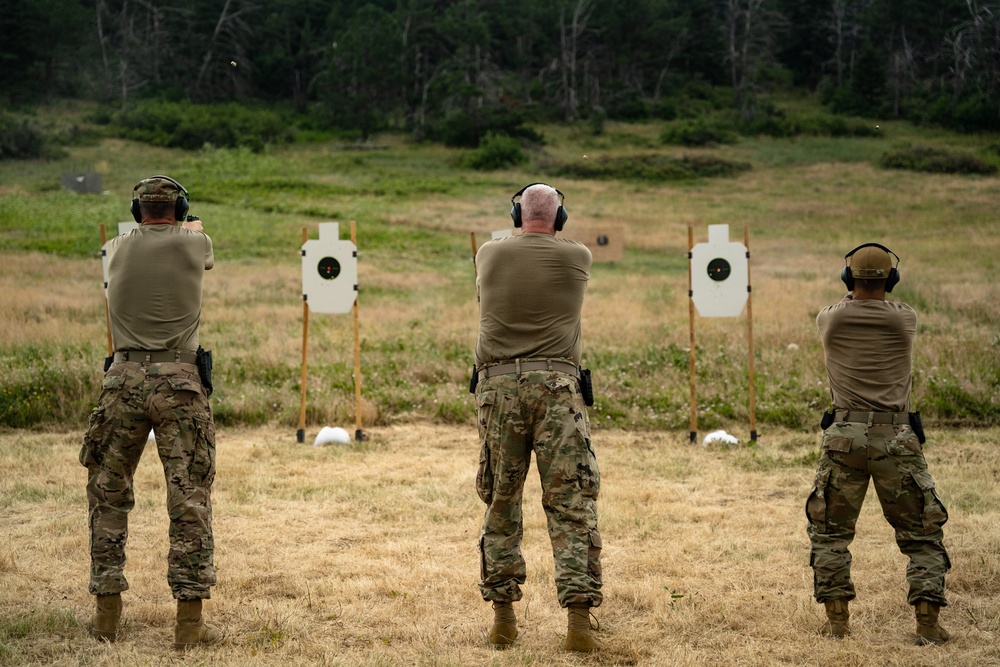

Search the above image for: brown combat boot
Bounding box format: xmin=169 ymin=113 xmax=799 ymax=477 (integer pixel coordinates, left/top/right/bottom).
xmin=487 ymin=601 xmax=517 ymax=647
xmin=820 ymin=599 xmax=850 ymax=638
xmin=89 ymin=593 xmax=122 ymax=642
xmin=174 ymin=599 xmax=221 ymax=651
xmin=915 ymin=600 xmax=951 ymax=645
xmin=563 ymin=604 xmax=601 ymax=652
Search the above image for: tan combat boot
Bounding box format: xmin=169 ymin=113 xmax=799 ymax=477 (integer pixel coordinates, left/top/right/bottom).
xmin=915 ymin=600 xmax=951 ymax=645
xmin=487 ymin=601 xmax=517 ymax=647
xmin=563 ymin=604 xmax=601 ymax=652
xmin=89 ymin=593 xmax=122 ymax=642
xmin=820 ymin=599 xmax=850 ymax=638
xmin=174 ymin=599 xmax=221 ymax=651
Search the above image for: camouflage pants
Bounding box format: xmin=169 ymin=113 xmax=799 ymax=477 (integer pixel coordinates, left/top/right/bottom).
xmin=80 ymin=361 xmax=217 ymax=600
xmin=805 ymin=420 xmax=949 ymax=605
xmin=475 ymin=369 xmax=602 ymax=608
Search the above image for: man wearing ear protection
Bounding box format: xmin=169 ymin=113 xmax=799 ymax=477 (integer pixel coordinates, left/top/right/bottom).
xmin=472 ymin=184 xmax=602 ymax=652
xmin=805 ymin=242 xmax=950 ymax=645
xmin=81 ymin=176 xmax=221 ymax=650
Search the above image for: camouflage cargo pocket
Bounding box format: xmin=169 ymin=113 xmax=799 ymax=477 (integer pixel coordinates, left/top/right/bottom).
xmin=476 ymin=440 xmax=494 ymax=505
xmin=911 ymin=469 xmax=949 ymax=534
xmin=189 ymin=416 xmax=217 ymax=485
xmin=475 ymin=391 xmax=499 ymax=504
xmin=80 ymin=406 xmax=111 ymax=467
xmin=588 ymin=529 xmax=603 ymax=581
xmin=805 ymin=466 xmax=832 ymax=530
xmin=887 ymin=425 xmax=921 ymax=456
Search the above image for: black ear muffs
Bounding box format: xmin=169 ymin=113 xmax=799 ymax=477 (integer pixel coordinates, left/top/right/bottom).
xmin=510 ymin=183 xmax=568 ymax=231
xmin=841 ymin=242 xmax=901 ymax=292
xmin=131 ymin=175 xmax=190 ymax=223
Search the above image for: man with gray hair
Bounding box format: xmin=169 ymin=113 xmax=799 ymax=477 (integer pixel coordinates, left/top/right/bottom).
xmin=472 ymin=183 xmax=603 ymax=652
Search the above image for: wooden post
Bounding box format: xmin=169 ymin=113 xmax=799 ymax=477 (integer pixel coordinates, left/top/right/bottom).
xmin=351 ymin=220 xmax=364 ymax=441
xmin=744 ymin=225 xmax=758 ymax=442
xmin=100 ymin=224 xmax=113 ymax=356
xmin=297 ymin=227 xmax=309 ymax=443
xmin=688 ymin=225 xmax=697 ymax=443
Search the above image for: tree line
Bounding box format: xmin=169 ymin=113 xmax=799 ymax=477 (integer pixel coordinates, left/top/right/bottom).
xmin=4 ymin=0 xmax=1000 ymax=138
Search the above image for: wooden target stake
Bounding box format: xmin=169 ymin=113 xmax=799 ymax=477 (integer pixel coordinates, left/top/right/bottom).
xmin=744 ymin=225 xmax=758 ymax=442
xmin=687 ymin=225 xmax=697 ymax=443
xmin=297 ymin=226 xmax=310 ymax=443
xmin=351 ymin=220 xmax=365 ymax=441
xmin=99 ymin=224 xmax=113 ymax=356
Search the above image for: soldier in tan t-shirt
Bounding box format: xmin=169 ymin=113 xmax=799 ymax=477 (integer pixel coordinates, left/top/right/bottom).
xmin=81 ymin=176 xmax=221 ymax=650
xmin=806 ymin=243 xmax=950 ymax=646
xmin=473 ymin=184 xmax=602 ymax=652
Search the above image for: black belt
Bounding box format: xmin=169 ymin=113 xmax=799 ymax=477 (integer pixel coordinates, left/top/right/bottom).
xmin=114 ymin=350 xmax=198 ymax=364
xmin=834 ymin=410 xmax=910 ymax=425
xmin=478 ymin=359 xmax=578 ymax=382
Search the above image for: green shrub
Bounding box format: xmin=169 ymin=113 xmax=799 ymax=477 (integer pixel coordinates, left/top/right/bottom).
xmin=878 ymin=145 xmax=998 ymax=175
xmin=555 ymin=153 xmax=750 ymax=181
xmin=465 ymin=132 xmax=527 ymax=170
xmin=605 ymin=90 xmax=649 ymax=121
xmin=661 ymin=118 xmax=738 ymax=146
xmin=736 ymin=107 xmax=880 ymax=139
xmin=425 ymin=108 xmax=543 ymax=148
xmin=113 ymin=101 xmax=293 ymax=151
xmin=0 ymin=112 xmax=45 ymax=160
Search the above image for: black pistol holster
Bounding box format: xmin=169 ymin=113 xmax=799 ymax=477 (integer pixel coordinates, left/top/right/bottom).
xmin=909 ymin=410 xmax=926 ymax=444
xmin=820 ymin=410 xmax=835 ymax=430
xmin=579 ymin=367 xmax=594 ymax=406
xmin=196 ymin=346 xmax=214 ymax=396
xmin=469 ymin=364 xmax=478 ymax=394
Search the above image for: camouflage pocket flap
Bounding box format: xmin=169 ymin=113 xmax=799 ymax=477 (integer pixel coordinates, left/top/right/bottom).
xmin=822 ymin=435 xmax=852 ymax=453
xmin=911 ymin=469 xmax=936 ymax=492
xmin=101 ymin=375 xmax=125 ymax=390
xmin=166 ymin=376 xmax=202 ymax=393
xmin=544 ymin=376 xmax=576 ymax=392
xmin=477 ymin=390 xmax=496 ymax=409
xmin=590 ymin=531 xmax=602 ymax=549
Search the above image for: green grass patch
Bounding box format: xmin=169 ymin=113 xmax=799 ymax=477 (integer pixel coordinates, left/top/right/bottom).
xmin=552 ymin=153 xmax=751 ymax=181
xmin=879 ymin=145 xmax=998 ymax=175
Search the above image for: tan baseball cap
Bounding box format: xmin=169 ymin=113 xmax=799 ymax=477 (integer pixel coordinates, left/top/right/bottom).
xmin=849 ymin=245 xmax=892 ymax=279
xmin=134 ymin=176 xmax=183 ymax=202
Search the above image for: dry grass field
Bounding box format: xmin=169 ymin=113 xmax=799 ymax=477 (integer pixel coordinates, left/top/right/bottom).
xmin=2 ymin=113 xmax=999 ymax=665
xmin=1 ymin=423 xmax=998 ymax=666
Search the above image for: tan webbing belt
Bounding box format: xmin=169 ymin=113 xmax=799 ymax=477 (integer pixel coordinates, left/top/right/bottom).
xmin=114 ymin=350 xmax=198 ymax=364
xmin=478 ymin=359 xmax=579 ymax=382
xmin=834 ymin=410 xmax=910 ymax=425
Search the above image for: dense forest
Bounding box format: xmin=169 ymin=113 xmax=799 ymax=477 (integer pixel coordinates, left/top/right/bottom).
xmin=3 ymin=0 xmax=1000 ymax=141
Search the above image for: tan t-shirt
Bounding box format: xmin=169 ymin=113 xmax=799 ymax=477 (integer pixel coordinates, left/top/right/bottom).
xmin=817 ymin=299 xmax=916 ymax=412
xmin=106 ymin=225 xmax=214 ymax=351
xmin=475 ymin=233 xmax=591 ymax=366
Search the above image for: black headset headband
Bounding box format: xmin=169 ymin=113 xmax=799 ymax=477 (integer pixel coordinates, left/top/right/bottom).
xmin=844 ymin=242 xmax=899 ymax=265
xmin=510 ymin=182 xmax=564 ymax=207
xmin=133 ymin=174 xmax=189 ymax=197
